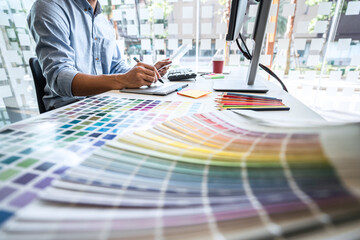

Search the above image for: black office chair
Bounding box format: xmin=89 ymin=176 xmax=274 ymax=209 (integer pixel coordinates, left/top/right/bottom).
xmin=29 ymin=57 xmax=47 ymax=114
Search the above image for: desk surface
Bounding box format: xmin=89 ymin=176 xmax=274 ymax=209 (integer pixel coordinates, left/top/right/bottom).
xmin=2 ymin=73 xmax=344 ymax=239
xmin=108 ymin=72 xmax=324 ymax=122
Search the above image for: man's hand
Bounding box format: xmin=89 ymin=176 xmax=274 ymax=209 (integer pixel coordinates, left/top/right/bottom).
xmin=155 ymin=58 xmax=172 ymax=77
xmin=120 ymin=62 xmax=161 ymax=88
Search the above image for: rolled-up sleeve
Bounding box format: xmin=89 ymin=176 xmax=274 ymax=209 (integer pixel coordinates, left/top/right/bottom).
xmin=28 ymin=1 xmax=78 ymax=97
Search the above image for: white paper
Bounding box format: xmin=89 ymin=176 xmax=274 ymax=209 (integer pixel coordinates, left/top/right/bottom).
xmin=249 ymin=5 xmax=258 ymax=17
xmin=216 ymin=22 xmax=227 ymax=35
xmin=112 ymin=9 xmax=122 ymax=21
xmin=154 ymin=39 xmax=164 ymax=50
xmin=337 ymin=38 xmax=351 ymax=51
xmin=296 ymin=21 xmax=309 ymax=34
xmin=168 ymin=39 xmax=178 ymax=50
xmin=140 ymin=24 xmax=150 ymax=36
xmin=139 ymin=8 xmax=149 ymax=20
xmin=182 ymin=23 xmax=193 ymax=35
xmin=345 ymin=71 xmax=359 ymax=82
xmin=6 ymin=28 xmax=16 ymax=38
xmin=141 ymin=39 xmax=151 ymax=50
xmin=269 ymin=4 xmax=278 ymax=16
xmin=13 ymin=14 xmax=27 ymax=28
xmin=154 ymin=24 xmax=164 ymax=35
xmin=18 ymin=34 xmax=31 ymax=46
xmin=277 ymin=39 xmax=289 ymax=50
xmin=266 ymin=22 xmax=275 ymax=33
xmin=345 ymin=1 xmax=360 ymax=15
xmin=6 ymin=50 xmax=22 ymax=63
xmin=99 ymin=0 xmax=108 ymax=6
xmin=127 ymin=25 xmax=137 ymax=36
xmin=168 ymin=23 xmax=178 ymax=35
xmin=314 ymin=21 xmax=328 ymax=33
xmin=125 ymin=9 xmax=136 ymax=20
xmin=201 ymin=23 xmax=212 ymax=35
xmin=200 ymin=39 xmax=211 ymax=50
xmin=294 ymin=38 xmax=306 ymax=51
xmin=142 ymin=55 xmax=153 ymax=64
xmin=247 ymin=22 xmax=254 ymax=34
xmin=350 ymin=55 xmax=360 ymax=66
xmin=276 ymin=55 xmax=286 ymax=66
xmin=310 ymin=38 xmax=324 ymax=51
xmin=230 ymin=41 xmax=238 ymax=50
xmin=125 ymin=0 xmax=135 ymax=4
xmin=0 ymin=12 xmax=10 ymax=26
xmin=215 ymin=39 xmax=226 ymax=50
xmin=23 ymin=51 xmax=34 ymax=63
xmin=112 ymin=0 xmax=122 ymax=5
xmin=182 ymin=7 xmax=193 ymax=19
xmin=303 ymin=71 xmax=316 ymax=82
xmin=307 ymin=55 xmax=320 ymax=66
xmin=153 ymin=8 xmax=164 ymax=20
xmin=0 ymin=68 xmax=7 ymax=81
xmin=182 ymin=39 xmax=192 ymax=47
xmin=260 ymin=55 xmax=271 ymax=66
xmin=329 ymin=71 xmax=342 ymax=81
xmin=9 ymin=1 xmax=22 ymax=10
xmin=201 ymin=6 xmax=213 ymax=18
xmin=318 ymin=2 xmax=332 ymax=15
xmin=282 ymin=3 xmax=295 ymax=17
xmin=156 ymin=54 xmax=166 ymax=62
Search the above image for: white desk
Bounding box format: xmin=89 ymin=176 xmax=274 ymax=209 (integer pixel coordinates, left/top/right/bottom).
xmin=107 ymin=70 xmax=325 ymax=122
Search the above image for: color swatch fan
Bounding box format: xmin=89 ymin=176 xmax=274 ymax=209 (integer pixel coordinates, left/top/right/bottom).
xmin=2 ymin=111 xmax=359 ymax=239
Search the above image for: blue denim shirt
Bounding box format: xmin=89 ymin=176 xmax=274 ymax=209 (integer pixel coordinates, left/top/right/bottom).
xmin=28 ymin=0 xmax=131 ymax=110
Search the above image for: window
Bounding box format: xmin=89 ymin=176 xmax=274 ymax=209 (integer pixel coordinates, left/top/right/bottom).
xmin=0 ymin=0 xmax=359 ymax=127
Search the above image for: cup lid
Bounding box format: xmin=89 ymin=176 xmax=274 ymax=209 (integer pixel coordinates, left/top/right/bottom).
xmin=213 ymin=55 xmax=224 ymax=61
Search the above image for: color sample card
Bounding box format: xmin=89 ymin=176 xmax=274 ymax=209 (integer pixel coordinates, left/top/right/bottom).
xmin=0 ymin=96 xmax=204 ymax=227
xmin=2 ymin=111 xmax=359 ymax=239
xmin=216 ymin=92 xmax=290 ymax=111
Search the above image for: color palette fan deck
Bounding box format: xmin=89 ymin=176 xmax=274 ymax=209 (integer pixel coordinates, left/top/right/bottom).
xmin=1 ymin=111 xmax=359 ymax=239
xmin=0 ymin=96 xmax=203 ymax=229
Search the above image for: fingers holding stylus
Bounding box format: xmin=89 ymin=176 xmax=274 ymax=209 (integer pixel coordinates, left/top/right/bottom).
xmin=136 ymin=62 xmax=160 ymax=83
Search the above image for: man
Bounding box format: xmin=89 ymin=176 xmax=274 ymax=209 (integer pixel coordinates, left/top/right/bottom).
xmin=28 ymin=0 xmax=171 ymax=110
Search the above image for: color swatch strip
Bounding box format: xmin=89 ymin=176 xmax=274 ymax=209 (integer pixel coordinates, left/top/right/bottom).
xmin=216 ymin=92 xmax=290 ymax=111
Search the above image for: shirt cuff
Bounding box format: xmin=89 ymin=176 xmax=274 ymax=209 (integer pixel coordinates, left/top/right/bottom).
xmin=57 ymin=69 xmax=79 ymax=97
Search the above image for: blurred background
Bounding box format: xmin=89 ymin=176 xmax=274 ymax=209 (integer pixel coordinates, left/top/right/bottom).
xmin=0 ymin=0 xmax=359 ymax=127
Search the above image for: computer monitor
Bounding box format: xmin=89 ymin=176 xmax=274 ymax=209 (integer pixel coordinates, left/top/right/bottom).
xmin=213 ymin=0 xmax=272 ymax=93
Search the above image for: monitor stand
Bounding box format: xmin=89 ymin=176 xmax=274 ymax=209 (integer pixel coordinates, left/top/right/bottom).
xmin=213 ymin=79 xmax=268 ymax=93
xmin=213 ymin=0 xmax=271 ymax=94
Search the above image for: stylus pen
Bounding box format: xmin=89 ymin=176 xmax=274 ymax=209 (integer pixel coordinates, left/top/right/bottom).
xmin=133 ymin=57 xmax=164 ymax=84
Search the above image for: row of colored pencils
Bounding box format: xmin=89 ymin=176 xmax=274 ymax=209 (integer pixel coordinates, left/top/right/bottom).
xmin=216 ymin=92 xmax=290 ymax=111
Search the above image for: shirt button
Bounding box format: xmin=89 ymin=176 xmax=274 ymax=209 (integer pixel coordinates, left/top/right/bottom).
xmin=84 ymin=8 xmax=87 ymax=11
xmin=94 ymin=37 xmax=97 ymax=40
xmin=96 ymin=58 xmax=99 ymax=61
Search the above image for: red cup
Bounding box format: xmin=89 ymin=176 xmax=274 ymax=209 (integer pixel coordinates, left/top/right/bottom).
xmin=213 ymin=60 xmax=224 ymax=74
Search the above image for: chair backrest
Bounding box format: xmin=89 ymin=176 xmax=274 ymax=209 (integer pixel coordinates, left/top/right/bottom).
xmin=29 ymin=57 xmax=47 ymax=114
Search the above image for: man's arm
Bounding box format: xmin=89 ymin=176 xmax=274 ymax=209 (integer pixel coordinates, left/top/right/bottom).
xmin=72 ymin=62 xmax=161 ymax=96
xmin=28 ymin=1 xmax=159 ymax=98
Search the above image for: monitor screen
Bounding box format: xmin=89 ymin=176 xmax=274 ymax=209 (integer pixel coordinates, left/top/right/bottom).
xmin=226 ymin=0 xmax=248 ymax=41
